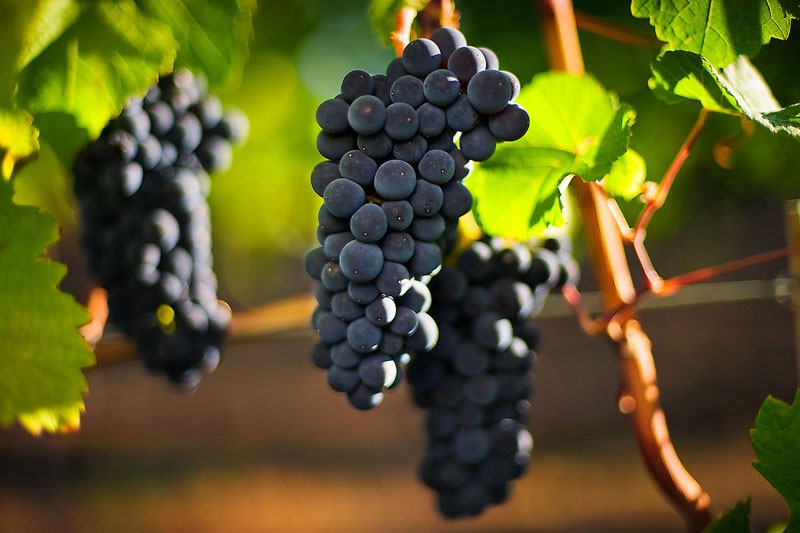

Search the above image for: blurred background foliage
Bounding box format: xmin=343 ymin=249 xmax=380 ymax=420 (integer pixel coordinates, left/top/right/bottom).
xmin=15 ymin=0 xmax=800 ymax=307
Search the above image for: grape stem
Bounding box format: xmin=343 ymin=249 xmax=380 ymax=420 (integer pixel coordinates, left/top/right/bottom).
xmin=390 ymin=0 xmax=461 ymax=57
xmin=574 ymin=10 xmax=663 ymax=49
xmin=390 ymin=7 xmax=417 ymax=57
xmin=541 ymin=0 xmax=713 ymax=530
xmin=630 ymin=109 xmax=709 ymax=290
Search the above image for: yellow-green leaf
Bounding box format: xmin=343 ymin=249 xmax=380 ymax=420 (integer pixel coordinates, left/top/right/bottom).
xmin=0 ymin=178 xmax=94 ymax=434
xmin=0 ymin=108 xmax=39 ymax=179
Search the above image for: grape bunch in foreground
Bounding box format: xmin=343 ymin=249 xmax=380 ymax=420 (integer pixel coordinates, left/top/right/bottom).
xmin=73 ymin=69 xmax=247 ymax=388
xmin=406 ymin=235 xmax=579 ymax=518
xmin=306 ymin=27 xmax=531 ymax=410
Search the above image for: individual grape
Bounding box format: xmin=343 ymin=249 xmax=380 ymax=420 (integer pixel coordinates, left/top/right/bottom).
xmin=429 ymin=27 xmax=468 ymax=66
xmin=347 ymin=317 xmax=383 ymax=353
xmin=323 ymin=178 xmax=365 ymax=218
xmin=449 ymin=148 xmax=472 ymax=180
xmin=339 ymin=240 xmax=384 ymax=282
xmin=417 ymin=103 xmax=447 ymax=138
xmin=375 ymin=261 xmax=412 ymax=298
xmin=338 ymin=150 xmax=377 ymax=188
xmin=382 ymin=200 xmax=414 ymax=230
xmin=372 ymin=74 xmax=392 ymax=106
xmin=423 ymin=69 xmax=461 ymax=106
xmin=316 ymin=311 xmax=349 ymax=343
xmin=408 ymin=240 xmax=443 ymax=278
xmin=331 ymin=291 xmax=366 ymax=321
xmin=403 ymin=38 xmax=442 ymax=77
xmin=348 ymin=384 xmax=385 ymax=410
xmin=501 ymin=71 xmax=521 ymax=101
xmin=348 ymin=281 xmax=380 ymax=305
xmin=384 ymin=102 xmax=419 ymax=141
xmin=341 ymin=70 xmax=375 ymax=102
xmin=317 ymin=205 xmax=350 ymax=234
xmin=317 ymin=131 xmax=357 ymax=160
xmin=409 ymin=179 xmax=444 ymax=216
xmin=447 ymin=46 xmax=487 ymax=85
xmin=327 ymin=365 xmax=361 ymax=392
xmin=390 ymin=75 xmax=425 ymax=107
xmin=321 ymin=262 xmax=349 ymax=292
xmin=305 ymin=247 xmax=327 ymax=280
xmin=357 ymin=131 xmax=394 ymax=159
xmin=381 ymin=231 xmax=415 ymax=262
xmin=441 ymin=181 xmax=473 ymax=219
xmin=365 ymin=296 xmax=397 ymax=325
xmin=316 ymin=98 xmax=350 ymax=133
xmin=410 ymin=213 xmax=446 ymax=241
xmin=347 ymin=95 xmax=387 ymax=135
xmin=399 ymin=280 xmax=432 ymax=313
xmin=330 ymin=341 xmax=363 ymax=368
xmin=459 ymin=124 xmax=496 ymax=162
xmin=374 ymin=160 xmax=416 ymax=200
xmin=311 ymin=341 xmax=334 ymax=369
xmin=478 ymin=47 xmax=500 ymax=70
xmin=467 ymin=69 xmax=512 ymax=114
xmin=445 ymin=95 xmax=480 ymax=133
xmin=418 ymin=149 xmax=455 ymax=184
xmin=350 ymin=203 xmax=388 ymax=243
xmin=488 ymin=103 xmax=529 ymax=142
xmin=359 ymin=354 xmax=399 ymax=388
xmin=323 ymin=232 xmax=354 ymax=261
xmin=386 ymin=57 xmax=409 ymax=84
xmin=392 ymin=134 xmax=428 ymax=164
xmin=406 ymin=311 xmax=439 ymax=351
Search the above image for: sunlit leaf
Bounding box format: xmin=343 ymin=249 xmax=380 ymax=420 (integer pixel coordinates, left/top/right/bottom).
xmin=0 ymin=109 xmax=39 ymax=179
xmin=137 ymin=0 xmax=255 ymax=87
xmin=0 ymin=178 xmax=94 ymax=435
xmin=467 ymin=72 xmax=637 ymax=239
xmin=751 ymin=389 xmax=800 ymax=532
xmin=650 ymin=51 xmax=800 ymax=138
xmin=631 ymin=0 xmax=793 ymax=68
xmin=16 ymin=0 xmax=177 ymax=138
xmin=604 ymin=149 xmax=646 ymax=200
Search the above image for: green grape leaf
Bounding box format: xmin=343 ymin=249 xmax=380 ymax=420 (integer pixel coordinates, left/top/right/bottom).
xmin=604 ymin=149 xmax=646 ymax=200
xmin=631 ymin=0 xmax=793 ymax=68
xmin=703 ymin=499 xmax=752 ymax=533
xmin=751 ymin=389 xmax=800 ymax=532
xmin=0 ymin=179 xmax=94 ymax=435
xmin=15 ymin=0 xmax=80 ymax=74
xmin=0 ymin=1 xmax=47 ymax=106
xmin=137 ymin=0 xmax=255 ymax=87
xmin=0 ymin=109 xmax=40 ymax=179
xmin=468 ymin=72 xmax=637 ymax=239
xmin=16 ymin=0 xmax=177 ymax=139
xmin=650 ymin=51 xmax=800 ymax=138
xmin=368 ymin=0 xmax=428 ymax=46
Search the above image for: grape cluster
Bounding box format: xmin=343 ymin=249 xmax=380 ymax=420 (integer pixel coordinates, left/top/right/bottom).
xmin=73 ymin=70 xmax=247 ymax=387
xmin=406 ymin=235 xmax=578 ymax=518
xmin=306 ymin=28 xmax=530 ymax=410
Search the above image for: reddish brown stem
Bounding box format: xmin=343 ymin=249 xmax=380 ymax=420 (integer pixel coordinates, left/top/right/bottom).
xmin=541 ymin=3 xmax=714 ymax=524
xmin=390 ymin=7 xmax=417 ymax=57
xmin=572 ymin=179 xmax=712 ymax=531
xmin=634 ymin=109 xmax=708 ymax=239
xmin=79 ymin=285 xmax=109 ymax=347
xmin=574 ymin=11 xmax=663 ymax=49
xmin=539 ymin=0 xmax=585 ymax=75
